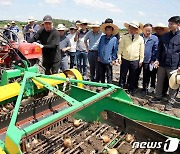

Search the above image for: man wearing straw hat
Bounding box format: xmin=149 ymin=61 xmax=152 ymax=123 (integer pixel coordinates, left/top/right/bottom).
xmin=149 ymin=23 xmax=169 ymax=95
xmin=150 ymin=16 xmax=180 ymax=111
xmin=118 ymin=21 xmax=144 ymax=95
xmin=25 ymin=16 xmax=40 ymax=41
xmin=29 ymin=15 xmax=60 ymax=75
xmin=57 ymin=24 xmax=71 ymax=71
xmin=84 ymin=21 xmax=102 ymax=82
xmin=10 ymin=21 xmax=19 ymax=42
xmin=74 ymin=19 xmax=89 ymax=80
xmin=98 ymin=23 xmax=119 ymax=83
xmin=67 ymin=26 xmax=78 ymax=69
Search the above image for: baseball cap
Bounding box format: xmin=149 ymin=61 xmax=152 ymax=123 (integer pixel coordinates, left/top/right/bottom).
xmin=43 ymin=15 xmax=53 ymax=23
xmin=105 ymin=18 xmax=113 ymax=23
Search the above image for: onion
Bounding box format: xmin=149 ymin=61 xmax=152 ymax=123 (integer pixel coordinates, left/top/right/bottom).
xmin=5 ymin=103 xmax=13 ymax=110
xmin=64 ymin=138 xmax=72 ymax=148
xmin=31 ymin=138 xmax=38 ymax=147
xmin=73 ymin=119 xmax=82 ymax=127
xmin=125 ymin=134 xmax=134 ymax=143
xmin=26 ymin=143 xmax=31 ymax=149
xmin=56 ymin=149 xmax=62 ymax=154
xmin=45 ymin=131 xmax=51 ymax=136
xmin=101 ymin=135 xmax=110 ymax=143
xmin=2 ymin=107 xmax=8 ymax=112
xmin=106 ymin=147 xmax=119 ymax=154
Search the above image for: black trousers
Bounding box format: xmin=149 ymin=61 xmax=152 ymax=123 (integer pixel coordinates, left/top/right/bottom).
xmin=68 ymin=52 xmax=76 ymax=69
xmin=119 ymin=58 xmax=139 ymax=92
xmin=150 ymin=68 xmax=157 ymax=88
xmin=43 ymin=61 xmax=60 ymax=75
xmin=98 ymin=62 xmax=112 ymax=83
xmin=136 ymin=63 xmax=150 ymax=90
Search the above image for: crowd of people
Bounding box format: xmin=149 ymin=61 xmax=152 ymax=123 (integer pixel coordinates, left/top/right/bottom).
xmin=3 ymin=15 xmax=180 ymax=111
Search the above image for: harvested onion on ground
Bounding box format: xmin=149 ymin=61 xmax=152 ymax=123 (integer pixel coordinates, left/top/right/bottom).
xmin=73 ymin=119 xmax=82 ymax=127
xmin=106 ymin=147 xmax=119 ymax=154
xmin=45 ymin=131 xmax=51 ymax=136
xmin=101 ymin=135 xmax=110 ymax=143
xmin=56 ymin=149 xmax=62 ymax=154
xmin=31 ymin=138 xmax=38 ymax=147
xmin=125 ymin=134 xmax=134 ymax=142
xmin=64 ymin=138 xmax=72 ymax=148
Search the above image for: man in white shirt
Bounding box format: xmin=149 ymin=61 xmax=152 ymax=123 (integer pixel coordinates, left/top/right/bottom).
xmin=67 ymin=26 xmax=77 ymax=68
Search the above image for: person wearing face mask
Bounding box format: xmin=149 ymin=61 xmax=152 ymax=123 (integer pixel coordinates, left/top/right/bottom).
xmin=135 ymin=23 xmax=159 ymax=96
xmin=150 ymin=16 xmax=180 ymax=111
xmin=28 ymin=15 xmax=60 ymax=75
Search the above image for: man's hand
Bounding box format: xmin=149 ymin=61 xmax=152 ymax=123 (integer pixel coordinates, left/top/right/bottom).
xmin=112 ymin=60 xmax=116 ymax=65
xmin=29 ymin=28 xmax=34 ymax=33
xmin=98 ymin=57 xmax=100 ymax=61
xmin=178 ymin=67 xmax=180 ymax=73
xmin=76 ymin=30 xmax=80 ymax=35
xmin=139 ymin=62 xmax=142 ymax=67
xmin=62 ymin=48 xmax=67 ymax=52
xmin=117 ymin=58 xmax=122 ymax=65
xmin=154 ymin=60 xmax=159 ymax=69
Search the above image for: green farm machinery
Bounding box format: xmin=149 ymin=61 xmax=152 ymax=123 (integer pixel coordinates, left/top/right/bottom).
xmin=0 ymin=30 xmax=180 ymax=154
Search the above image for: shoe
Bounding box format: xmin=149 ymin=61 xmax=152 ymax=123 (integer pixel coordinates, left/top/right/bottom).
xmin=128 ymin=90 xmax=135 ymax=96
xmin=165 ymin=103 xmax=173 ymax=111
xmin=141 ymin=91 xmax=147 ymax=97
xmin=150 ymin=97 xmax=161 ymax=103
xmin=148 ymin=87 xmax=155 ymax=93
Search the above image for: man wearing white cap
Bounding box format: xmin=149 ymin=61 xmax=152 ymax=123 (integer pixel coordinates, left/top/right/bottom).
xmin=74 ymin=19 xmax=89 ymax=79
xmin=28 ymin=15 xmax=60 ymax=75
xmin=118 ymin=21 xmax=144 ymax=95
xmin=25 ymin=16 xmax=40 ymax=41
xmin=10 ymin=21 xmax=19 ymax=41
xmin=84 ymin=21 xmax=102 ymax=81
xmin=67 ymin=26 xmax=77 ymax=69
xmin=57 ymin=24 xmax=71 ymax=71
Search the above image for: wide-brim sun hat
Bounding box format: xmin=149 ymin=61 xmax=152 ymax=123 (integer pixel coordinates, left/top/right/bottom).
xmin=124 ymin=21 xmax=143 ymax=33
xmin=100 ymin=23 xmax=119 ymax=35
xmin=57 ymin=24 xmax=68 ymax=31
xmin=169 ymin=70 xmax=180 ymax=89
xmin=28 ymin=16 xmax=37 ymax=23
xmin=153 ymin=23 xmax=169 ymax=33
xmin=88 ymin=21 xmax=101 ymax=28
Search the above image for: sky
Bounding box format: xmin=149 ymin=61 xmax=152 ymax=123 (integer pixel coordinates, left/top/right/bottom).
xmin=0 ymin=0 xmax=179 ymax=27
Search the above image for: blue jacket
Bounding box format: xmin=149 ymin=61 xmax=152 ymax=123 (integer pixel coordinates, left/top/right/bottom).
xmin=158 ymin=30 xmax=180 ymax=69
xmin=140 ymin=34 xmax=159 ymax=63
xmin=98 ymin=35 xmax=118 ymax=64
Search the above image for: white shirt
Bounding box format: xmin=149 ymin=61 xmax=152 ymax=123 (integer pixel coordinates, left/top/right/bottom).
xmin=67 ymin=33 xmax=77 ymax=52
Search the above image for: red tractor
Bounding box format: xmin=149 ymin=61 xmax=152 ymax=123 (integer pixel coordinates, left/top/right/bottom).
xmin=0 ymin=28 xmax=42 ymax=70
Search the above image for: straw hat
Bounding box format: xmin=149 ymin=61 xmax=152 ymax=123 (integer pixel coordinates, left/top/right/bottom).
xmin=28 ymin=16 xmax=36 ymax=23
xmin=11 ymin=21 xmax=15 ymax=24
xmin=80 ymin=19 xmax=88 ymax=24
xmin=88 ymin=21 xmax=101 ymax=28
xmin=169 ymin=70 xmax=180 ymax=89
xmin=124 ymin=21 xmax=143 ymax=33
xmin=4 ymin=25 xmax=8 ymax=29
xmin=100 ymin=23 xmax=119 ymax=35
xmin=153 ymin=23 xmax=169 ymax=33
xmin=57 ymin=24 xmax=68 ymax=31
